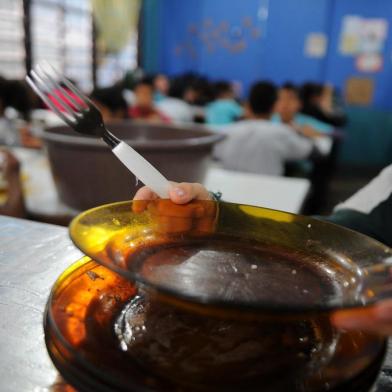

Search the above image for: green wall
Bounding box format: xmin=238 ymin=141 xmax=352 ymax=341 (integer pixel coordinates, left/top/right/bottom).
xmin=140 ymin=0 xmax=162 ymax=74
xmin=341 ymin=108 xmax=392 ymax=166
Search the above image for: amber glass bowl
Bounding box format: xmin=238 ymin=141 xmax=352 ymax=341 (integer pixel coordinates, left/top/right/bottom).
xmin=47 ymin=200 xmax=392 ymax=391
xmin=69 ymin=200 xmax=392 ymax=312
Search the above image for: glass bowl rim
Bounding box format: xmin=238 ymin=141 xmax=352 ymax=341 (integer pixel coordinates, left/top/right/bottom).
xmin=69 ymin=200 xmax=392 ymax=314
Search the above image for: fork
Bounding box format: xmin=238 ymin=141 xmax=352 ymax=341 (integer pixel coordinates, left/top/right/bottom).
xmin=25 ymin=64 xmax=170 ymax=198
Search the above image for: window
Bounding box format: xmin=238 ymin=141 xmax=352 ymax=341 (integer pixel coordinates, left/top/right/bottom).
xmin=0 ymin=0 xmax=25 ymax=78
xmin=97 ymin=33 xmax=138 ymax=87
xmin=30 ymin=0 xmax=93 ymax=91
xmin=0 ymin=1 xmax=139 ymax=89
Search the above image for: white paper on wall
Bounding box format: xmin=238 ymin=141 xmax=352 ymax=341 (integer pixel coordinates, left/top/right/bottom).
xmin=339 ymin=15 xmax=389 ymax=57
xmin=339 ymin=15 xmax=363 ymax=55
xmin=304 ymin=33 xmax=328 ymax=58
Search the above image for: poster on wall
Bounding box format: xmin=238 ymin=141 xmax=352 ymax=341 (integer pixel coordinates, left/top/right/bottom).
xmin=345 ymin=77 xmax=374 ymax=106
xmin=304 ymin=33 xmax=327 ymax=58
xmin=360 ymin=18 xmax=388 ymax=54
xmin=339 ymin=15 xmax=389 ymax=56
xmin=356 ymin=53 xmax=383 ymax=73
xmin=339 ymin=15 xmax=363 ymax=55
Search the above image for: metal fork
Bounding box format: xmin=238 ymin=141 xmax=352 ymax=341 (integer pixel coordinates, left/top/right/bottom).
xmin=26 ymin=64 xmax=170 ymax=198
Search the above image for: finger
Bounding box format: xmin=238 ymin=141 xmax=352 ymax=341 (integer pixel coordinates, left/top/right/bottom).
xmin=132 ymin=200 xmax=149 ymax=214
xmin=155 ymin=215 xmax=193 ymax=233
xmin=196 ymin=216 xmax=216 ymax=232
xmin=154 ymin=200 xmax=204 ymax=218
xmin=132 ymin=186 xmax=159 ymax=213
xmin=332 ymin=308 xmax=375 ymax=330
xmin=169 ymin=183 xmax=211 ymax=204
xmin=133 ymin=186 xmax=159 ymax=201
xmin=332 ymin=301 xmax=392 ymax=336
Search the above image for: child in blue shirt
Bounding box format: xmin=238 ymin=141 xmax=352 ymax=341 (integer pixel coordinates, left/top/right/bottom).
xmin=206 ymin=81 xmax=243 ymax=126
xmin=273 ymin=83 xmax=333 ymax=137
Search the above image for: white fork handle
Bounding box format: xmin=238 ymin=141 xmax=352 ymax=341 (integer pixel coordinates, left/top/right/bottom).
xmin=112 ymin=141 xmax=170 ymax=198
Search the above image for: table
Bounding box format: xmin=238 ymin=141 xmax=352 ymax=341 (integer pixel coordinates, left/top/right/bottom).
xmin=12 ymin=147 xmax=79 ymax=224
xmin=204 ymin=167 xmax=311 ymax=213
xmin=0 ymin=216 xmax=82 ymax=392
xmin=0 ymin=215 xmax=392 ymax=391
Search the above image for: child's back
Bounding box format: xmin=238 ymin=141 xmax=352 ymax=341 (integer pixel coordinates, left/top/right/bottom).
xmin=206 ymin=98 xmax=243 ymax=125
xmin=206 ymin=81 xmax=243 ymax=125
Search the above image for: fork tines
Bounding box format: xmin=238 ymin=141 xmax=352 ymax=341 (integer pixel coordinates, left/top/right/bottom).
xmin=26 ymin=63 xmax=89 ymax=127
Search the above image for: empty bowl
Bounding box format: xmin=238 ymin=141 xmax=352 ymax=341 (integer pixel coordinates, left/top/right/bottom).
xmin=53 ymin=200 xmax=392 ymax=391
xmin=43 ymin=122 xmax=224 ymax=210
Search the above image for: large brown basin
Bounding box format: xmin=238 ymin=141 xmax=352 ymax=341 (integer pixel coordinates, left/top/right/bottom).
xmin=43 ymin=121 xmax=224 ymax=210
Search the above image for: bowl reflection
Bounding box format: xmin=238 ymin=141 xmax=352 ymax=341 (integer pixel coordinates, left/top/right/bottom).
xmin=46 ymin=257 xmax=385 ymax=391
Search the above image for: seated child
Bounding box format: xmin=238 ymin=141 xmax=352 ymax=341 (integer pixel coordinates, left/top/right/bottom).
xmin=214 ymin=81 xmax=314 ymax=176
xmin=273 ymin=83 xmax=333 ymax=138
xmin=129 ymin=78 xmax=170 ymax=123
xmin=206 ymin=81 xmax=243 ymax=126
xmin=300 ymin=82 xmax=347 ymax=127
xmin=90 ymin=85 xmax=128 ymax=122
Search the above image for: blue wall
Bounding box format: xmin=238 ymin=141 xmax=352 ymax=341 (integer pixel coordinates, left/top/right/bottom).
xmin=155 ymin=0 xmax=332 ymax=95
xmin=260 ymin=0 xmax=331 ymax=85
xmin=197 ymin=1 xmax=264 ymax=95
xmin=147 ymin=0 xmax=392 ymax=110
xmin=325 ymin=0 xmax=392 ymax=111
xmin=143 ymin=0 xmax=392 ymax=165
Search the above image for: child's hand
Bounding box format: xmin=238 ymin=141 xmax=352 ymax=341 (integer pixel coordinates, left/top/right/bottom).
xmin=134 ymin=182 xmax=211 ymax=205
xmin=332 ymin=299 xmax=392 ymax=336
xmin=132 ymin=182 xmax=214 ymax=234
xmin=296 ymin=124 xmax=323 ymax=139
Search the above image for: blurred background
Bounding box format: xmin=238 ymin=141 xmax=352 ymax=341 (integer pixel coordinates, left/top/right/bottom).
xmin=0 ymin=0 xmax=391 ymax=223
